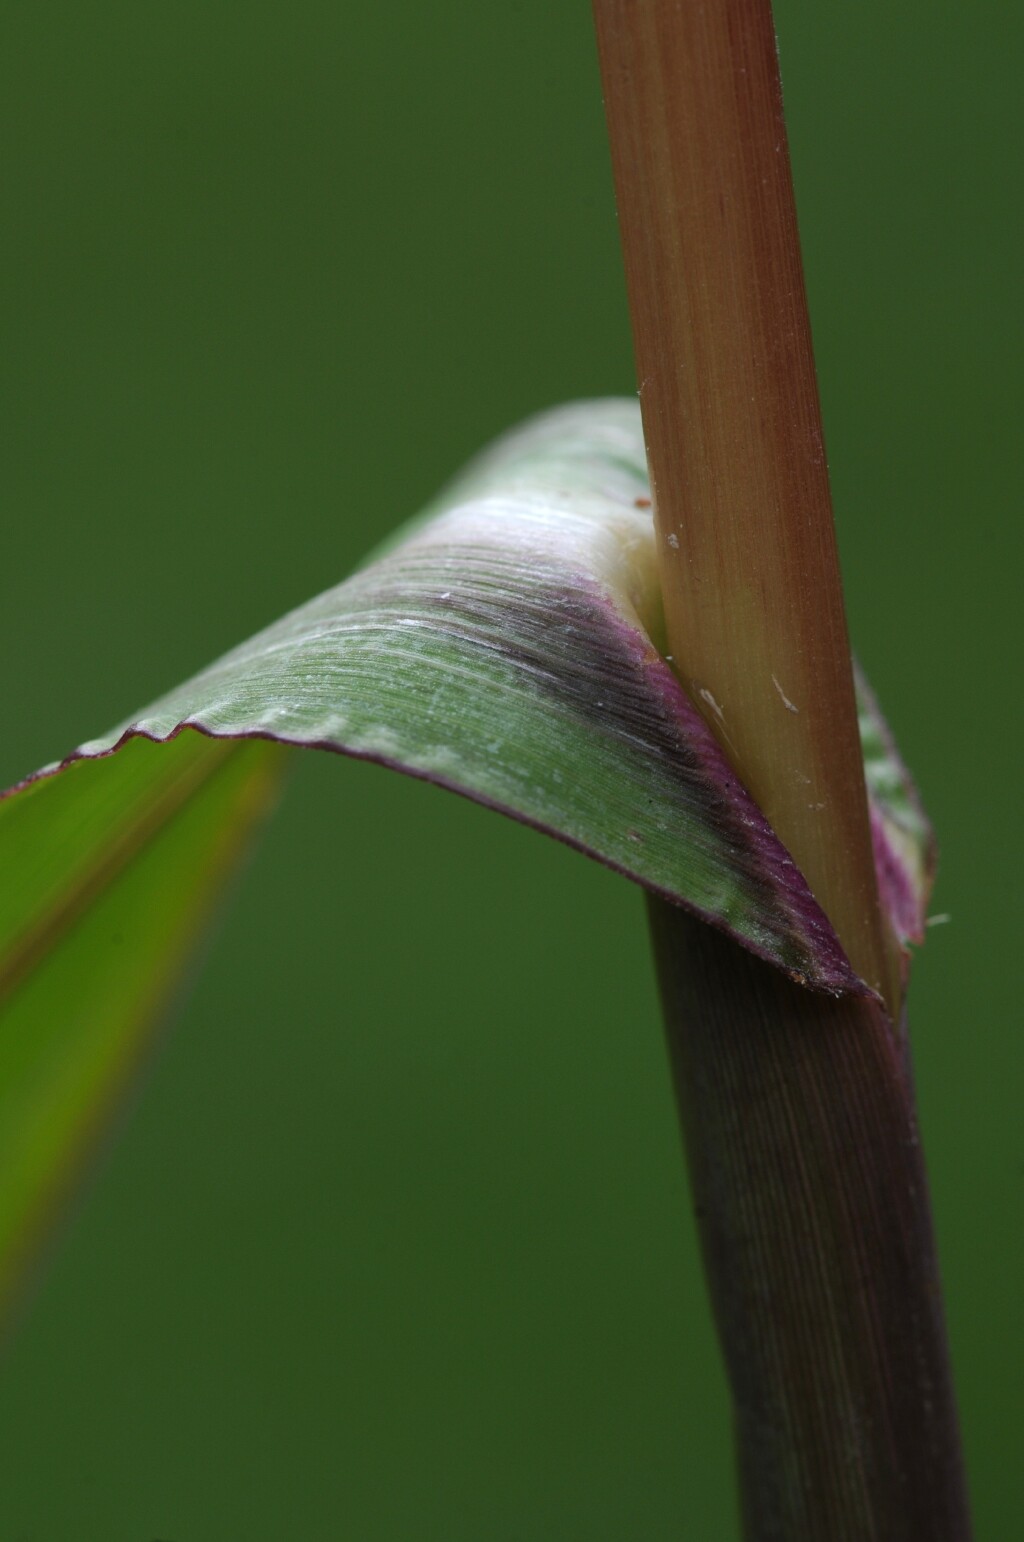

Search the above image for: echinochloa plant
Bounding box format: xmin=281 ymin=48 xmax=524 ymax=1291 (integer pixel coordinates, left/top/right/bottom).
xmin=0 ymin=3 xmax=972 ymax=1537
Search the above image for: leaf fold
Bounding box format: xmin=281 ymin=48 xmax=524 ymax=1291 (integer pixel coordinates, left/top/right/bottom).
xmin=0 ymin=399 xmax=934 ymax=1319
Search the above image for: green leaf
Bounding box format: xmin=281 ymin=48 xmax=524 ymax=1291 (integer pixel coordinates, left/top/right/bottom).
xmin=0 ymin=398 xmax=929 ymax=1322
xmin=0 ymin=733 xmax=284 ymax=1318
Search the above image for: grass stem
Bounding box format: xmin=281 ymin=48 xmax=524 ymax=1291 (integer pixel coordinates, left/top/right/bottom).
xmin=592 ymin=0 xmax=898 ymax=1009
xmin=592 ymin=3 xmax=973 ymax=1531
xmin=648 ymin=899 xmax=972 ymax=1539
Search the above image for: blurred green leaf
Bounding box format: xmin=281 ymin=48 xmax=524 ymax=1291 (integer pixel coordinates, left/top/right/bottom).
xmin=0 ymin=733 xmax=284 ymax=1319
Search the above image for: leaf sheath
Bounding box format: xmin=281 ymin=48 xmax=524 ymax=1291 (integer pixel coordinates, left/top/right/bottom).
xmin=647 ymin=896 xmax=972 ymax=1540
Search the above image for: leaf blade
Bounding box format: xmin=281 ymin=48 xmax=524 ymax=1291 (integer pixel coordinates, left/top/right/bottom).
xmin=54 ymin=401 xmax=862 ymax=990
xmin=0 ymin=398 xmax=932 ymax=1321
xmin=0 ymin=736 xmax=284 ymax=1319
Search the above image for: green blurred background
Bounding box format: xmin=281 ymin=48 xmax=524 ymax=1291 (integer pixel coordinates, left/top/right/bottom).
xmin=0 ymin=2 xmax=1019 ymax=1536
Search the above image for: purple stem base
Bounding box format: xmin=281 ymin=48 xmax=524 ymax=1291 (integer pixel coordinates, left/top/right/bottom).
xmin=647 ymin=895 xmax=971 ymax=1541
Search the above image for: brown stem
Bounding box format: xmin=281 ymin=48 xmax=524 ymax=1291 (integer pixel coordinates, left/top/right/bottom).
xmin=592 ymin=4 xmax=971 ymax=1528
xmin=591 ymin=0 xmax=898 ymax=1010
xmin=648 ymin=897 xmax=972 ymax=1540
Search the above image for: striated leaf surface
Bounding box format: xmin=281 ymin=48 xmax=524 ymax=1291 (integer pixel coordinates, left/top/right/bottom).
xmin=0 ymin=399 xmax=931 ymax=1318
xmin=15 ymin=402 xmax=863 ymax=988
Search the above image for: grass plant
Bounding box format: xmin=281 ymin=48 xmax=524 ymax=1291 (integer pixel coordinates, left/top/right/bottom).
xmin=0 ymin=3 xmax=983 ymax=1536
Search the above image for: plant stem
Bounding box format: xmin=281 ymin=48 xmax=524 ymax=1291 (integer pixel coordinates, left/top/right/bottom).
xmin=592 ymin=1 xmax=972 ymax=1533
xmin=591 ymin=0 xmax=898 ymax=1010
xmin=648 ymin=898 xmax=971 ymax=1539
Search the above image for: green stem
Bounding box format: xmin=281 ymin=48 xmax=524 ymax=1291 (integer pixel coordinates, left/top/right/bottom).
xmin=647 ymin=897 xmax=971 ymax=1540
